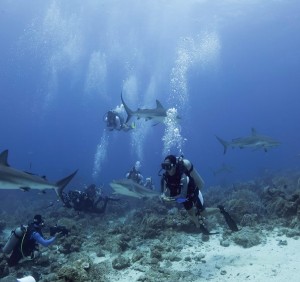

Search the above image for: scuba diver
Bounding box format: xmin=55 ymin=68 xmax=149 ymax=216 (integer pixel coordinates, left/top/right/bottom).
xmin=61 ymin=184 xmax=119 ymax=214
xmin=126 ymin=161 xmax=144 ymax=185
xmin=144 ymin=177 xmax=155 ymax=190
xmin=2 ymin=215 xmax=67 ymax=267
xmin=104 ymin=110 xmax=135 ymax=132
xmin=160 ymin=155 xmax=239 ymax=235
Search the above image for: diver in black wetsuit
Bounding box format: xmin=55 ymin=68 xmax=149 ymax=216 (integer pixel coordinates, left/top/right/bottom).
xmin=126 ymin=161 xmax=144 ymax=185
xmin=160 ymin=155 xmax=239 ymax=234
xmin=104 ymin=110 xmax=135 ymax=132
xmin=62 ymin=184 xmax=119 ymax=214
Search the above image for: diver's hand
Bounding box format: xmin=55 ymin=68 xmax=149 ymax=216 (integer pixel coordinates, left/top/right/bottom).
xmin=160 ymin=194 xmax=175 ymax=202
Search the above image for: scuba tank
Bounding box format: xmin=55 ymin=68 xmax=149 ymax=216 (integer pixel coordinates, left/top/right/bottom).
xmin=2 ymin=225 xmax=27 ymax=254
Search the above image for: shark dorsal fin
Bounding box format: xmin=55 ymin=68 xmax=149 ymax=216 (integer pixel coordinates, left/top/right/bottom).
xmin=0 ymin=150 xmax=9 ymax=166
xmin=156 ymin=100 xmax=164 ymax=109
xmin=251 ymin=128 xmax=257 ymax=136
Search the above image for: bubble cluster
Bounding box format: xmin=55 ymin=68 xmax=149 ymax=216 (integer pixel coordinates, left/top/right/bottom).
xmin=130 ymin=121 xmax=150 ymax=161
xmin=92 ymin=131 xmax=109 ymax=179
xmin=170 ymin=31 xmax=221 ymax=110
xmin=162 ymin=108 xmax=186 ymax=155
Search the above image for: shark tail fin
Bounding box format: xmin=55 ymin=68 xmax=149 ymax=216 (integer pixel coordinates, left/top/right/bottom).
xmin=215 ymin=136 xmax=229 ymax=154
xmin=55 ymin=170 xmax=78 ymax=201
xmin=121 ymin=92 xmax=134 ymax=123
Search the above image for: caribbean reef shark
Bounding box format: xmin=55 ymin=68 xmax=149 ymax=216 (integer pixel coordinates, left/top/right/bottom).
xmin=110 ymin=178 xmax=159 ymax=199
xmin=215 ymin=128 xmax=280 ymax=154
xmin=121 ymin=93 xmax=180 ymax=124
xmin=0 ymin=149 xmax=77 ymax=200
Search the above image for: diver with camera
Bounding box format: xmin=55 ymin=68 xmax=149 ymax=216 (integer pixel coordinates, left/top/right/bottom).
xmin=1 ymin=214 xmax=69 ymax=266
xmin=61 ymin=183 xmax=119 ymax=214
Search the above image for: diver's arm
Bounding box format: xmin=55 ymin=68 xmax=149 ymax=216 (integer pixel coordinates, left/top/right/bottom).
xmin=160 ymin=178 xmax=170 ymax=197
xmin=183 ymin=159 xmax=205 ymax=190
xmin=31 ymin=232 xmax=56 ymax=247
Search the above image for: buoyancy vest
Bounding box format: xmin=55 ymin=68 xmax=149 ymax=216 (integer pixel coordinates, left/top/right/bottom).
xmin=163 ymin=159 xmax=197 ymax=198
xmin=127 ymin=168 xmax=141 ymax=183
xmin=20 ymin=223 xmax=43 ymax=257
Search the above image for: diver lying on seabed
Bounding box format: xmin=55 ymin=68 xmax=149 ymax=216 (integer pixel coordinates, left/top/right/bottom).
xmin=61 ymin=184 xmax=119 ymax=214
xmin=160 ymin=155 xmax=239 ymax=235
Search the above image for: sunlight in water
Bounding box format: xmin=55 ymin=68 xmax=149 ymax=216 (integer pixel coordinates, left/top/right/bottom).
xmin=84 ymin=51 xmax=107 ymax=98
xmin=92 ymin=131 xmax=109 ymax=179
xmin=162 ymin=108 xmax=186 ymax=155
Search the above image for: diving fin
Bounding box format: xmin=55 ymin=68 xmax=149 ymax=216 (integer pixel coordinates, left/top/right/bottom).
xmin=199 ymin=217 xmax=219 ymax=235
xmin=218 ymin=205 xmax=239 ymax=232
xmin=199 ymin=224 xmax=219 ymax=235
xmin=189 ymin=208 xmax=219 ymax=235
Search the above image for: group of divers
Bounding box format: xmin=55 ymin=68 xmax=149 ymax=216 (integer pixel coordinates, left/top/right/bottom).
xmin=0 ymin=95 xmax=239 ymax=281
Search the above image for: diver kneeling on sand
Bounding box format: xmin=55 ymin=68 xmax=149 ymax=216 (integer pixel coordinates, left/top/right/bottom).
xmin=160 ymin=155 xmax=239 ymax=234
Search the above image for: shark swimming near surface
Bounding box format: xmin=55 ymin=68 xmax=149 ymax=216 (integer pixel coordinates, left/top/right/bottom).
xmin=0 ymin=149 xmax=78 ymax=200
xmin=121 ymin=93 xmax=180 ymax=124
xmin=215 ymin=128 xmax=280 ymax=154
xmin=110 ymin=178 xmax=160 ymax=199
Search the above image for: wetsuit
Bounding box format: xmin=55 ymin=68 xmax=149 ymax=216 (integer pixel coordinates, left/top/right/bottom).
xmin=162 ymin=161 xmax=205 ymax=212
xmin=7 ymin=224 xmax=55 ymax=266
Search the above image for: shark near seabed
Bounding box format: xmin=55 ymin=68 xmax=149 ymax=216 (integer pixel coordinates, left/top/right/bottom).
xmin=0 ymin=150 xmax=77 ymax=200
xmin=121 ymin=93 xmax=180 ymax=124
xmin=110 ymin=178 xmax=160 ymax=199
xmin=215 ymin=128 xmax=281 ymax=154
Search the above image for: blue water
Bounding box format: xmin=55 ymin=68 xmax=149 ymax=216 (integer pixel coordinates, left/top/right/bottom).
xmin=1 ymin=0 xmax=299 ymax=193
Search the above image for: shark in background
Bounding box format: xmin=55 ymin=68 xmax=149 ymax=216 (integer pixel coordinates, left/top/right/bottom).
xmin=110 ymin=178 xmax=160 ymax=199
xmin=215 ymin=128 xmax=281 ymax=154
xmin=0 ymin=149 xmax=77 ymax=201
xmin=121 ymin=93 xmax=180 ymax=125
xmin=211 ymin=163 xmax=233 ymax=176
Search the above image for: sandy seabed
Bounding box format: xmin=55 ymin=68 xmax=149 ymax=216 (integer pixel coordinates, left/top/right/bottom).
xmin=102 ymin=229 xmax=299 ymax=282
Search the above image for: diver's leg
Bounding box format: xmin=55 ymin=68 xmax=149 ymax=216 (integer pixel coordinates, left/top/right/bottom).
xmin=7 ymin=247 xmax=23 ymax=267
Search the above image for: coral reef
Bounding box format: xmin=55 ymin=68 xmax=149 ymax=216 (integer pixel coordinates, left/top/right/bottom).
xmin=0 ymin=169 xmax=300 ymax=281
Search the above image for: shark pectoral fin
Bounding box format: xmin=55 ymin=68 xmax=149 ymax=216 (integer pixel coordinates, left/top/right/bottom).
xmin=20 ymin=187 xmax=31 ymax=192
